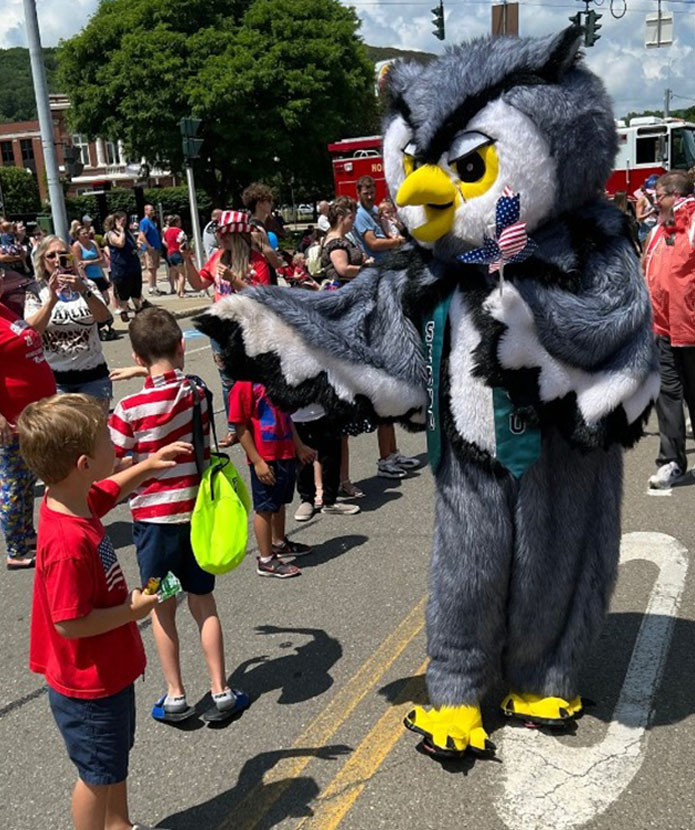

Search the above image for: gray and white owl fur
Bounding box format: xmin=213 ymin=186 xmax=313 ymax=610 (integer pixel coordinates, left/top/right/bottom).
xmin=196 ymin=27 xmax=658 ymax=709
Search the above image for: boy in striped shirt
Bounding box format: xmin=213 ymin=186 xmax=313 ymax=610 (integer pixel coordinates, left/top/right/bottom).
xmin=110 ymin=307 xmax=242 ymax=722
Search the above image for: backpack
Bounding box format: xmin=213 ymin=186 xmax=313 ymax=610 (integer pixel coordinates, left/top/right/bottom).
xmin=187 ymin=378 xmax=251 ymax=574
xmin=306 ymin=240 xmax=324 ymax=277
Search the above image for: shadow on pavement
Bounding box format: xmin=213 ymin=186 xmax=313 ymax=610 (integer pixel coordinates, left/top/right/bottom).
xmin=228 ymin=624 xmax=342 ymax=705
xmin=377 ymin=611 xmax=695 ymax=733
xmin=300 ymin=533 xmax=368 ymax=569
xmin=160 ymin=744 xmax=351 ymax=829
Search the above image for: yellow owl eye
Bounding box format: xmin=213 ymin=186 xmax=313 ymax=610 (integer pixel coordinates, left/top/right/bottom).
xmin=451 ymin=143 xmax=499 ymax=200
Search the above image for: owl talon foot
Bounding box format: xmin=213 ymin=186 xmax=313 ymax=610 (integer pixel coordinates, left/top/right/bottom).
xmin=404 ymin=704 xmax=493 ymax=759
xmin=501 ymin=691 xmax=583 ymax=728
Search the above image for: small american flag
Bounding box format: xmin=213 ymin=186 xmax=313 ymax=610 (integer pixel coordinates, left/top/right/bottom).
xmin=458 ymin=185 xmax=537 ymax=274
xmin=98 ymin=536 xmax=126 ymax=592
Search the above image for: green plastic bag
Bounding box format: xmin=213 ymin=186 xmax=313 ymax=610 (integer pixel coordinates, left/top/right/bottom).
xmin=191 ymin=453 xmax=251 ymax=575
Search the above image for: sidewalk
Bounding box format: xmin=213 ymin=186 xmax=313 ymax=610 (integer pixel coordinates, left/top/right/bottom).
xmin=109 ymin=268 xmax=211 ymax=335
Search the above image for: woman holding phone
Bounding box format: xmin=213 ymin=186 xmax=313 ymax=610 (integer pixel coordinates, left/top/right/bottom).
xmin=24 ymin=235 xmax=113 ymax=409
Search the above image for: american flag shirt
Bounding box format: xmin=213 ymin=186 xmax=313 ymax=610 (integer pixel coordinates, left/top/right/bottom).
xmin=30 ymin=479 xmax=146 ymax=698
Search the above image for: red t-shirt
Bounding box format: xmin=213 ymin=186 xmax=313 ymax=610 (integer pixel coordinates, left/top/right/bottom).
xmin=0 ymin=302 xmax=56 ymax=425
xmin=227 ymin=381 xmax=295 ymax=463
xmin=199 ymin=248 xmax=271 ymax=302
xmin=29 ymin=479 xmax=146 ymax=699
xmin=164 ymin=226 xmax=185 ymax=255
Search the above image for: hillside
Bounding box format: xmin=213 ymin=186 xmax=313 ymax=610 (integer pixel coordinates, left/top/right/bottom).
xmin=0 ymin=44 xmax=433 ymax=125
xmin=0 ymin=47 xmax=59 ymax=123
xmin=365 ymin=45 xmax=436 ymax=66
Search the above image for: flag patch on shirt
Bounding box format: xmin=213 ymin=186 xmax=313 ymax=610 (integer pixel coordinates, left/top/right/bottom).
xmin=98 ymin=536 xmax=126 ymax=592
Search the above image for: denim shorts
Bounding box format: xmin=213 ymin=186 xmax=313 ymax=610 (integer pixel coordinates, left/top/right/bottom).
xmin=56 ymin=376 xmax=113 ymax=401
xmin=49 ymin=684 xmax=135 ymax=786
xmin=168 ymin=252 xmax=184 ymax=266
xmin=133 ymin=521 xmax=215 ymax=595
xmin=250 ymin=459 xmax=296 ymax=513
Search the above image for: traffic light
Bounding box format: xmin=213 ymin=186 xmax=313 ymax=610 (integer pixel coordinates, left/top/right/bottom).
xmin=584 ymin=9 xmax=602 ymax=47
xmin=62 ymin=144 xmax=84 ymax=181
xmin=432 ymin=1 xmax=445 ymax=41
xmin=180 ymin=117 xmax=203 ymax=161
xmin=568 ymin=11 xmax=583 ymax=28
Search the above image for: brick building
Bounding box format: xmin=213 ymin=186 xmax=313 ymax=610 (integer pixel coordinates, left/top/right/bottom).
xmin=0 ymin=93 xmax=178 ymax=202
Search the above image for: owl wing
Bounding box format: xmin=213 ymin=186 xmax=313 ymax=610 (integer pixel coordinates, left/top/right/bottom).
xmin=476 ymin=206 xmax=659 ymax=449
xmin=194 ymin=267 xmax=427 ymax=426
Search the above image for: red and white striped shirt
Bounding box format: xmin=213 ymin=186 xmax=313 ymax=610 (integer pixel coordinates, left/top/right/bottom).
xmin=109 ymin=370 xmax=210 ymax=523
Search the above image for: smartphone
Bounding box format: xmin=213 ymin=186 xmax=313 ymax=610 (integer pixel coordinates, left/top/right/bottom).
xmin=58 ymin=252 xmax=73 ymax=272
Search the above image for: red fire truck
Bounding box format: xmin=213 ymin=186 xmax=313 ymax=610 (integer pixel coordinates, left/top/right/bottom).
xmin=328 ymin=136 xmax=389 ymax=203
xmin=329 ymin=117 xmax=695 ymax=201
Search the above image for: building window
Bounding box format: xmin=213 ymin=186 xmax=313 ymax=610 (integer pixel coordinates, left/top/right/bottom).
xmin=20 ymin=138 xmax=34 ymax=162
xmin=72 ymin=134 xmax=91 ymax=166
xmin=1 ymin=141 xmax=14 ymax=166
xmin=104 ymin=140 xmax=118 ymax=166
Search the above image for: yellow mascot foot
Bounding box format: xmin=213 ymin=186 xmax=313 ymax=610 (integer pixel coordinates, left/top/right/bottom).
xmin=500 ymin=691 xmax=583 ymax=728
xmin=404 ymin=704 xmax=495 ymax=758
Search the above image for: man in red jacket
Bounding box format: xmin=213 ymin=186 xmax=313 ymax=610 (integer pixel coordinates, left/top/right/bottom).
xmin=643 ymin=170 xmax=695 ymax=488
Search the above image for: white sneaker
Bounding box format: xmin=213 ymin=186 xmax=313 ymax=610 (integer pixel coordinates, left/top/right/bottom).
xmin=321 ymin=503 xmax=361 ymax=515
xmin=648 ymin=461 xmax=683 ymax=489
xmin=390 ymin=451 xmax=420 ymax=470
xmin=377 ymin=457 xmax=407 ymax=479
xmin=294 ymin=501 xmax=315 ymax=521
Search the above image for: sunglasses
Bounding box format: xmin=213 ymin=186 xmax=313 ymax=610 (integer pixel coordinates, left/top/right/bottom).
xmin=45 ymin=251 xmax=70 ymax=260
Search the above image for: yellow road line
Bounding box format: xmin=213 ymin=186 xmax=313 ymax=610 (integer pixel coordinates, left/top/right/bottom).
xmin=296 ymin=660 xmax=429 ymax=830
xmin=219 ymin=595 xmax=426 ymax=830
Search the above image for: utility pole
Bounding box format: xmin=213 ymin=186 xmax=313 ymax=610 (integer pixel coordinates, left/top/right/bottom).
xmin=23 ymin=0 xmax=67 ymax=240
xmin=664 ymin=88 xmax=672 ymax=119
xmin=180 ymin=118 xmax=204 ymax=269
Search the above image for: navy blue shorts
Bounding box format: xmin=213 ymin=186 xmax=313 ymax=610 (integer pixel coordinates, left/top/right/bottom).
xmin=250 ymin=459 xmax=296 ymax=513
xmin=133 ymin=521 xmax=215 ymax=595
xmin=168 ymin=252 xmax=184 ymax=266
xmin=49 ymin=684 xmax=135 ymax=786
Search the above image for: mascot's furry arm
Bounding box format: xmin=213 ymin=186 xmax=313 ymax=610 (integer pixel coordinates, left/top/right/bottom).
xmin=471 ymin=201 xmax=660 ymax=450
xmin=194 ymin=265 xmax=427 ymax=426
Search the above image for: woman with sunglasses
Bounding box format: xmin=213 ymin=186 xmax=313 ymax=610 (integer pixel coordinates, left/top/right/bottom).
xmin=24 ymin=235 xmax=113 ymax=409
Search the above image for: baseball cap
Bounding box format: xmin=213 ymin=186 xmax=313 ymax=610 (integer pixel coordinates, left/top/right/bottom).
xmin=82 ymin=214 xmax=92 ymax=222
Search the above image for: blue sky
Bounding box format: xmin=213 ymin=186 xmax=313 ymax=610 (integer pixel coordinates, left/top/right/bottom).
xmin=3 ymin=0 xmax=694 ymax=118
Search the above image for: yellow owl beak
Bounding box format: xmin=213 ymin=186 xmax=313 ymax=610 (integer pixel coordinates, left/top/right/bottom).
xmin=396 ymin=165 xmax=458 ymax=243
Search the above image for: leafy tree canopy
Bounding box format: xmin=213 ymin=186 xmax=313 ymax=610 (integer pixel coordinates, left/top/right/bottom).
xmin=0 ymin=166 xmax=41 ymax=214
xmin=0 ymin=47 xmax=58 ymax=123
xmin=58 ymin=0 xmax=376 ymax=203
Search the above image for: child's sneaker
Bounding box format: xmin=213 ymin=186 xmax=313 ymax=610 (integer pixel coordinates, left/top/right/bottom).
xmin=391 ymin=451 xmax=420 ymax=470
xmin=377 ymin=457 xmax=407 ymax=479
xmin=271 ymin=538 xmax=313 ymax=557
xmin=256 ymin=555 xmax=301 ymax=578
xmin=294 ymin=501 xmax=315 ymax=521
xmin=321 ymin=503 xmax=361 ymax=515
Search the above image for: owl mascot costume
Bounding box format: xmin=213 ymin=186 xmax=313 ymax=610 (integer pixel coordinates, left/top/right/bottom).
xmin=197 ymin=27 xmax=659 ymax=759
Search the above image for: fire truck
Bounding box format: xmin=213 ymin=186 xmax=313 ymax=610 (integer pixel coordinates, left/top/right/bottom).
xmin=329 ymin=117 xmax=695 ymax=201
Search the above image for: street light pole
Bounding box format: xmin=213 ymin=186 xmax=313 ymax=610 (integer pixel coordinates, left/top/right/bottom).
xmin=185 ymin=164 xmax=204 ymax=270
xmin=23 ymin=0 xmax=68 ymax=240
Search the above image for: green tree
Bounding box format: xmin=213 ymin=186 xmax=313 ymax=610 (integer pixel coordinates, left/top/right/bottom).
xmin=57 ymin=0 xmax=375 ymax=204
xmin=0 ymin=167 xmax=41 ymax=215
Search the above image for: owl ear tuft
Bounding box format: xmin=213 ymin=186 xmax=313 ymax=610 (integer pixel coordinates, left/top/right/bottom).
xmin=539 ymin=26 xmax=583 ymax=82
xmin=383 ymin=60 xmax=424 ymax=116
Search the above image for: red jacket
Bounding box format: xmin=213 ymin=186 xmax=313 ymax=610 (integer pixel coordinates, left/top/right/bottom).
xmin=644 ymin=197 xmax=695 ymax=346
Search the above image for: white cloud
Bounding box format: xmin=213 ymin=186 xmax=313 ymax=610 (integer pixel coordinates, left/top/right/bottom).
xmin=3 ymin=0 xmax=693 ymax=117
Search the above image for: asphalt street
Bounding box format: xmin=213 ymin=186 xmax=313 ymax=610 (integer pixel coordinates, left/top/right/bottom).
xmin=2 ymin=304 xmax=695 ymax=830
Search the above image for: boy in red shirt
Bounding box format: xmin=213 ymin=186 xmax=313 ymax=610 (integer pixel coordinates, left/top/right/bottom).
xmin=17 ymin=393 xmax=190 ymax=830
xmin=228 ymin=382 xmax=315 ymax=577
